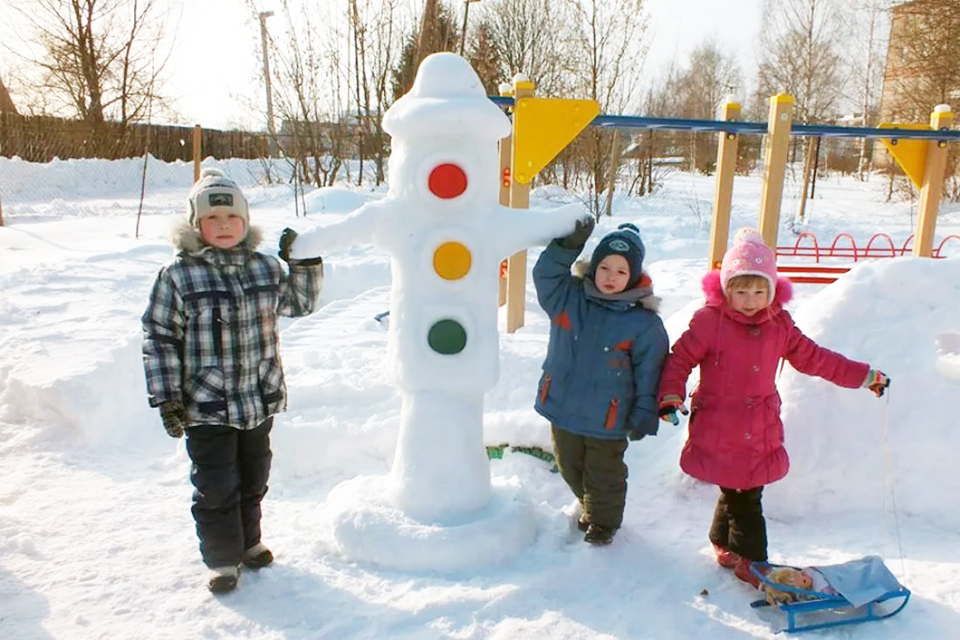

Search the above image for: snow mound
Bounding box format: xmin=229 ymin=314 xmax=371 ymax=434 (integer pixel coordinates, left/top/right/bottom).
xmin=769 ymin=257 xmax=960 ymax=530
xmin=323 ymin=474 xmax=536 ymax=572
xmin=302 ymin=187 xmax=369 ymax=215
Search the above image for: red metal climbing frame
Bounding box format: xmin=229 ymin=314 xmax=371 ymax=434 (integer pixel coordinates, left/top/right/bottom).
xmin=776 ymin=232 xmax=960 ymax=284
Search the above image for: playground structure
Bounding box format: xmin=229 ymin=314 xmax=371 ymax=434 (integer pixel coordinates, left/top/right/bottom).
xmin=776 ymin=231 xmax=960 ymax=284
xmin=490 ymin=77 xmax=960 ymax=331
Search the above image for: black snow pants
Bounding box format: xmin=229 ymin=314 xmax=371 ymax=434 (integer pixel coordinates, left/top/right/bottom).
xmin=184 ymin=419 xmax=273 ymax=568
xmin=709 ymin=486 xmax=768 ymax=562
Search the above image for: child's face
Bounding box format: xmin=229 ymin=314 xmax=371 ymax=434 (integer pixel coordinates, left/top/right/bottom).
xmin=199 ymin=210 xmax=246 ymax=249
xmin=728 ymin=282 xmax=770 ymax=316
xmin=595 ymin=254 xmax=631 ymax=294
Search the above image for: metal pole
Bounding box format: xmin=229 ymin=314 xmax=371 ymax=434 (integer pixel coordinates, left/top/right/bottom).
xmin=259 ymin=11 xmax=276 ymax=157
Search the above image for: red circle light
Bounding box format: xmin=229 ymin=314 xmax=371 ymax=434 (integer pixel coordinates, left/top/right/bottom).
xmin=428 ymin=163 xmax=468 ymax=199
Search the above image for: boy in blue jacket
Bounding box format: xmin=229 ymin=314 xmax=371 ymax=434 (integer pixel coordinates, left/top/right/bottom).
xmin=534 ymin=219 xmax=668 ymax=545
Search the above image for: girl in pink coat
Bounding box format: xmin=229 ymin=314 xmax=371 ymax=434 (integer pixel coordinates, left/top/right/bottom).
xmin=657 ymin=228 xmax=890 ymax=587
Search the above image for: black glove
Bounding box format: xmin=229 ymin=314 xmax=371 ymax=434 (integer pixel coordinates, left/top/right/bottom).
xmin=627 ymin=429 xmax=646 ymax=442
xmin=158 ymin=400 xmax=186 ymax=438
xmin=279 ymin=228 xmax=323 ymax=266
xmin=557 ymin=216 xmax=595 ymax=251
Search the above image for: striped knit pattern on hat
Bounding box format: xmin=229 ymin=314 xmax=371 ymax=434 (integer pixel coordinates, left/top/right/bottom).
xmin=188 ymin=167 xmax=249 ymax=229
xmin=719 ymin=227 xmax=778 ymax=303
xmin=589 ymin=223 xmax=647 ymax=289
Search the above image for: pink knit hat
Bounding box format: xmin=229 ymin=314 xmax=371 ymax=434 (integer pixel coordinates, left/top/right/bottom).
xmin=720 ymin=228 xmax=778 ymax=303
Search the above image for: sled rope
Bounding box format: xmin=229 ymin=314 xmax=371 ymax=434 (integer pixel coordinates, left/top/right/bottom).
xmin=881 ymin=388 xmax=907 ymax=584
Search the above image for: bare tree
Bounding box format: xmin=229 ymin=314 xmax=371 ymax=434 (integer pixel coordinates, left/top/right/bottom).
xmin=466 ymin=21 xmax=503 ymax=94
xmin=393 ymin=0 xmax=459 ymax=100
xmin=350 ymin=0 xmax=371 ymax=186
xmin=631 ymin=61 xmax=684 ymax=196
xmin=476 ymin=0 xmax=577 ymax=98
xmin=5 ymin=0 xmax=172 ymax=132
xmin=255 ymin=0 xmax=349 ymax=187
xmin=676 ymin=39 xmax=743 ymax=173
xmin=367 ymin=0 xmax=403 ymax=185
xmin=756 ymin=0 xmax=846 ymax=124
xmin=564 ymin=0 xmax=649 ymax=215
xmin=846 ymin=0 xmax=887 ymax=180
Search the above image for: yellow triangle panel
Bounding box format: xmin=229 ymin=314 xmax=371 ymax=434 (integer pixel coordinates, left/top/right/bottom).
xmin=512 ymin=98 xmax=599 ymax=184
xmin=878 ymin=122 xmax=930 ymax=189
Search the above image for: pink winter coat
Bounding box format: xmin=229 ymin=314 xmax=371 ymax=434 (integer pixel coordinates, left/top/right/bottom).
xmin=658 ymin=271 xmax=869 ymax=490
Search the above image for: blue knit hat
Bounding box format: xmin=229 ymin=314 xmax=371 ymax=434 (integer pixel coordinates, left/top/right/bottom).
xmin=590 ymin=223 xmax=646 ymax=288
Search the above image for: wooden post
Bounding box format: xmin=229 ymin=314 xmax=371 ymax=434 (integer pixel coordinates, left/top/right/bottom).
xmin=505 ymin=75 xmax=536 ymax=333
xmin=757 ymin=94 xmax=794 ymax=248
xmin=497 ymin=82 xmax=513 ymax=307
xmin=192 ymin=124 xmax=202 ymax=182
xmin=913 ymin=105 xmax=954 ymax=257
xmin=707 ymin=99 xmax=741 ymax=270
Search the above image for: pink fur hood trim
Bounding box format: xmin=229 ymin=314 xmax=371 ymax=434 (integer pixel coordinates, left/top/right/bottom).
xmin=701 ymin=269 xmax=794 ymax=308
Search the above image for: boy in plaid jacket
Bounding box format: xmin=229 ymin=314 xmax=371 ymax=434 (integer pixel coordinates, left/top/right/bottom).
xmin=142 ymin=168 xmax=323 ymax=593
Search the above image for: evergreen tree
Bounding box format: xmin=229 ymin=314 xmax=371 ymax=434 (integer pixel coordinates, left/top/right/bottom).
xmin=468 ymin=22 xmax=503 ymax=95
xmin=391 ymin=1 xmax=460 ymax=101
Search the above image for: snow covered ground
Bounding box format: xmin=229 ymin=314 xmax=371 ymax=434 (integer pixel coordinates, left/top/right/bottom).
xmin=1 ymin=156 xmax=959 ymax=639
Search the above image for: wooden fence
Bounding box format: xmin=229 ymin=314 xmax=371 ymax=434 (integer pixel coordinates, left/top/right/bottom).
xmin=0 ymin=113 xmax=268 ymax=162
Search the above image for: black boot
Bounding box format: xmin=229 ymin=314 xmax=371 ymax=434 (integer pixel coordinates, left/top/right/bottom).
xmin=242 ymin=542 xmax=274 ymax=569
xmin=207 ymin=566 xmax=239 ymax=594
xmin=584 ymin=523 xmax=617 ymax=545
xmin=576 ymin=513 xmax=590 ymax=532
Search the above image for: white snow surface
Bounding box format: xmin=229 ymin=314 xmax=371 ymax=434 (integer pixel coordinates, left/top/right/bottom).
xmin=1 ymin=156 xmax=960 ymax=639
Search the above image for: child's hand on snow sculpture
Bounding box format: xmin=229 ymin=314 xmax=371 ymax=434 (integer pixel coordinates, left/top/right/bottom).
xmin=557 ymin=216 xmax=595 ymax=251
xmin=658 ymin=394 xmax=689 ymax=425
xmin=279 ymin=227 xmax=323 ymax=266
xmin=863 ymin=369 xmax=890 ymax=397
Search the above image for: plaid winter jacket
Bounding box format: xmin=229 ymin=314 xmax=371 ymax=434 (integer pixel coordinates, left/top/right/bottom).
xmin=142 ymin=223 xmax=323 ymax=429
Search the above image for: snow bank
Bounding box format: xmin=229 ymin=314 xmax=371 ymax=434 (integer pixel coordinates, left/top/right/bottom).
xmin=770 ymin=257 xmax=960 ymax=530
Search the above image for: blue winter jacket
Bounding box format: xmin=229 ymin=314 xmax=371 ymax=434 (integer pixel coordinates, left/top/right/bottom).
xmin=533 ymin=241 xmax=669 ymax=440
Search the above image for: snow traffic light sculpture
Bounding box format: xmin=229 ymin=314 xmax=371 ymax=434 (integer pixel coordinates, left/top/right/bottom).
xmin=290 ymin=53 xmax=584 ymax=532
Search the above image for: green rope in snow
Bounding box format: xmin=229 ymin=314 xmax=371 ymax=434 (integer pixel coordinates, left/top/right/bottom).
xmin=486 ymin=444 xmax=558 ymax=472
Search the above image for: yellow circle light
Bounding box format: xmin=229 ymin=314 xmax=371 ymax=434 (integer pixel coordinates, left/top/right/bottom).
xmin=433 ymin=242 xmax=472 ymax=280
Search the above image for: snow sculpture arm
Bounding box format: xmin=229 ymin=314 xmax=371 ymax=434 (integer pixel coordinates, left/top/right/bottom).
xmin=287 ymin=201 xmax=385 ymax=259
xmin=492 ymin=202 xmax=588 ymax=259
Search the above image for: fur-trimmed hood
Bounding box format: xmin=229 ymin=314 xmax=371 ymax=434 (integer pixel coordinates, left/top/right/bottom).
xmin=573 ymin=258 xmax=661 ymax=312
xmin=170 ymin=217 xmax=264 ymax=256
xmin=701 ymin=269 xmax=793 ymax=321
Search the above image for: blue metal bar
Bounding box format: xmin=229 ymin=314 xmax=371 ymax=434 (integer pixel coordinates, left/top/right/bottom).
xmin=488 ymin=96 xmax=960 ymax=142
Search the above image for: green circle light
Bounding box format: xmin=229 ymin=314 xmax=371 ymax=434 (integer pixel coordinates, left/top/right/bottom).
xmin=428 ymin=319 xmax=467 ymax=355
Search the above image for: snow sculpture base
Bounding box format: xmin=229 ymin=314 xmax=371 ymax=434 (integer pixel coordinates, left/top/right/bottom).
xmin=324 ymin=474 xmax=536 ymax=572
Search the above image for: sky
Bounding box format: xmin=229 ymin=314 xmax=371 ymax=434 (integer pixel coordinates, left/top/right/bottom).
xmin=150 ymin=0 xmax=763 ymax=130
xmin=641 ymin=0 xmax=762 ymax=97
xmin=2 ymin=144 xmax=960 ymax=637
xmin=0 ymin=0 xmax=762 ymax=130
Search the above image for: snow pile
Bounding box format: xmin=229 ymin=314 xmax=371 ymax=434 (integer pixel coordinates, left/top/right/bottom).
xmin=771 ymin=257 xmax=960 ymax=530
